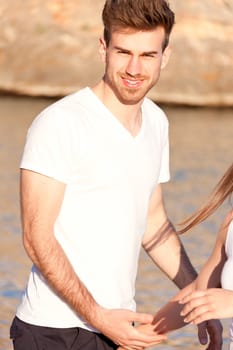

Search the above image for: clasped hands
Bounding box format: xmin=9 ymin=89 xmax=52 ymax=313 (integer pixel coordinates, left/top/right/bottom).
xmin=95 ymin=299 xmax=223 ymax=350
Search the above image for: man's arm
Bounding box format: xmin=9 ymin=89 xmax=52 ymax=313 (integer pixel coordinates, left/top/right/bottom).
xmin=142 ymin=184 xmax=197 ymax=287
xmin=20 ymin=169 xmax=166 ymax=349
xmin=141 ymin=184 xmax=223 ymax=350
xmin=20 ymin=169 xmax=100 ymax=324
xmin=140 ymin=184 xmax=197 ymax=332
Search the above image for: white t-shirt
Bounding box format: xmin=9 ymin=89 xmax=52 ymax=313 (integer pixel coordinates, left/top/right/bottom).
xmin=221 ymin=220 xmax=233 ymax=341
xmin=16 ymin=87 xmax=170 ymax=330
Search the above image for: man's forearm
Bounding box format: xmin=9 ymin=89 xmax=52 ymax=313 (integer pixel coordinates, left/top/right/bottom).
xmin=143 ymin=219 xmax=197 ymax=289
xmin=172 ymin=243 xmax=197 ymax=289
xmin=24 ymin=227 xmax=102 ymax=327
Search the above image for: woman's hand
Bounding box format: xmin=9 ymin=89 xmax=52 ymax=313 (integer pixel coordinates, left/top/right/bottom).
xmin=180 ymin=288 xmax=233 ymax=324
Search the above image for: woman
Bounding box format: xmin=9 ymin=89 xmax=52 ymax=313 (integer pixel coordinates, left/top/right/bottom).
xmin=179 ymin=163 xmax=233 ymax=348
xmin=118 ymin=164 xmax=233 ymax=349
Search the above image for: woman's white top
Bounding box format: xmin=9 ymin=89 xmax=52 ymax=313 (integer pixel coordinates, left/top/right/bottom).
xmin=221 ymin=220 xmax=233 ymax=341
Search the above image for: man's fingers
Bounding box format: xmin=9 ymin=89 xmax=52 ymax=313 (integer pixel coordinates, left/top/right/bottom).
xmin=118 ymin=333 xmax=167 ymax=350
xmin=132 ymin=312 xmax=154 ymax=324
xmin=130 ymin=335 xmax=167 ymax=349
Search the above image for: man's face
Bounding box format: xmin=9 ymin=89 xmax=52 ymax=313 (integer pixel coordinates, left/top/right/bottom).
xmin=100 ymin=27 xmax=170 ymax=105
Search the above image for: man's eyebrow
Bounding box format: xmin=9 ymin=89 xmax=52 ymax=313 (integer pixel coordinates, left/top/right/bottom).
xmin=113 ymin=46 xmax=159 ymax=55
xmin=114 ymin=46 xmax=131 ymax=52
xmin=142 ymin=50 xmax=159 ymax=55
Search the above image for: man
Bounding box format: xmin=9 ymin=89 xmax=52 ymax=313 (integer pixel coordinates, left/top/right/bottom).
xmin=10 ymin=1 xmax=222 ymax=349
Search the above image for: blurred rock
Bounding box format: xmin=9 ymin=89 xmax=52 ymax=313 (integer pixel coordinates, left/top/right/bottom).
xmin=0 ymin=0 xmax=232 ymax=106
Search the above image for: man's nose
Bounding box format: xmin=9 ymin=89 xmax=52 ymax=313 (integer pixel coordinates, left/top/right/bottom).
xmin=126 ymin=56 xmax=142 ymax=76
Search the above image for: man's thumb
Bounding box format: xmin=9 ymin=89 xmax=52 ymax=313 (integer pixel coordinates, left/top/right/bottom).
xmin=133 ymin=312 xmax=154 ymax=324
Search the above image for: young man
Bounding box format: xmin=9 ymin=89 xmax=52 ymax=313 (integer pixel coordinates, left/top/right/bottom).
xmin=10 ymin=1 xmax=221 ymax=349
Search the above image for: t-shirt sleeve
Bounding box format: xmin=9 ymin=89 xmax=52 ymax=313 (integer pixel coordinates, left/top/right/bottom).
xmin=158 ymin=117 xmax=170 ymax=184
xmin=20 ymin=107 xmax=75 ymax=184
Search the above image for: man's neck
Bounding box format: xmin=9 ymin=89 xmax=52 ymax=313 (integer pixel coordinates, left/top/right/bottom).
xmin=92 ymin=80 xmax=143 ymax=137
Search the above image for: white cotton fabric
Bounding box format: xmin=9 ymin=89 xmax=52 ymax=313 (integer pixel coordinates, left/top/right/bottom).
xmin=221 ymin=220 xmax=233 ymax=342
xmin=16 ymin=87 xmax=170 ymax=330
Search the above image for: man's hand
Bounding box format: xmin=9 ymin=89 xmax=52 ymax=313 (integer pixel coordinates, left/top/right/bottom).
xmin=93 ymin=307 xmax=167 ymax=350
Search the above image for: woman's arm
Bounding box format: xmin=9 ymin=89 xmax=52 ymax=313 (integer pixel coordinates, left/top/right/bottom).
xmin=129 ymin=209 xmax=230 ymax=349
xmin=180 ymin=211 xmax=233 ymax=324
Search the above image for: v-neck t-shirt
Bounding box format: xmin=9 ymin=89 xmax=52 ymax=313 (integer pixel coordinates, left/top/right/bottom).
xmin=17 ymin=87 xmax=170 ymax=329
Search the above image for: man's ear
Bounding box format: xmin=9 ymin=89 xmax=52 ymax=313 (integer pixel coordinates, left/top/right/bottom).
xmin=99 ymin=37 xmax=107 ymax=62
xmin=161 ymin=45 xmax=171 ymax=70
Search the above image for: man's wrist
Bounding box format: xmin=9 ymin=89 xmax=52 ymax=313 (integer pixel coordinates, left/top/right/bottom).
xmin=86 ymin=304 xmax=107 ymax=331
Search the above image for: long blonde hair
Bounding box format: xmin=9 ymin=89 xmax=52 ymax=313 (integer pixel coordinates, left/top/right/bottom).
xmin=179 ymin=163 xmax=233 ymax=234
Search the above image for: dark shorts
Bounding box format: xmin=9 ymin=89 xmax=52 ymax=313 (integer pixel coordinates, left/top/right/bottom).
xmin=10 ymin=317 xmax=118 ymax=350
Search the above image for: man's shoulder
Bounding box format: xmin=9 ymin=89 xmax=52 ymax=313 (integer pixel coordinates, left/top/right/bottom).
xmin=31 ymin=87 xmax=92 ymax=125
xmin=44 ymin=87 xmax=91 ymax=114
xmin=143 ymin=97 xmax=168 ymax=124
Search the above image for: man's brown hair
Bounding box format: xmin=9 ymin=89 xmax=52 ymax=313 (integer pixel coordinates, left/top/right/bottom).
xmin=102 ymin=0 xmax=175 ymax=50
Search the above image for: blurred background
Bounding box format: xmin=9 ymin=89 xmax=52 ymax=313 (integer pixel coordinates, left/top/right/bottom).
xmin=0 ymin=0 xmax=233 ymax=105
xmin=0 ymin=1 xmax=232 ymax=349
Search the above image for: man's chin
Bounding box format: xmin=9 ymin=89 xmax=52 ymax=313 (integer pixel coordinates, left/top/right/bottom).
xmin=115 ymin=89 xmax=146 ymax=105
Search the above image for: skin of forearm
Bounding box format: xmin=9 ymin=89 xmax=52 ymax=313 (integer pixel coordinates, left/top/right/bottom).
xmin=23 ymin=223 xmax=169 ymax=348
xmin=194 ymin=246 xmax=226 ymax=291
xmin=139 ymin=219 xmax=198 ymax=335
xmin=144 ymin=219 xmax=197 ymax=289
xmin=23 ymin=225 xmax=102 ymax=328
xmin=194 ymin=269 xmax=221 ymax=291
xmin=172 ymin=243 xmax=197 ymax=289
xmin=194 ymin=211 xmax=232 ymax=291
xmin=20 ymin=170 xmax=104 ymax=330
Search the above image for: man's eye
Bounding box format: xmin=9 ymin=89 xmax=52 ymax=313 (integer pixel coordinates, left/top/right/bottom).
xmin=117 ymin=50 xmax=129 ymax=55
xmin=143 ymin=54 xmax=157 ymax=58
